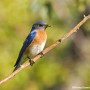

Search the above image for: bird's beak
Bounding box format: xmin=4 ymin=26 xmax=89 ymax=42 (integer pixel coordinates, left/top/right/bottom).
xmin=45 ymin=24 xmax=51 ymax=29
xmin=46 ymin=25 xmax=51 ymax=27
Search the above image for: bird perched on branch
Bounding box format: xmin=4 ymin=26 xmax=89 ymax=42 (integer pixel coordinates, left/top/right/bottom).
xmin=14 ymin=21 xmax=50 ymax=71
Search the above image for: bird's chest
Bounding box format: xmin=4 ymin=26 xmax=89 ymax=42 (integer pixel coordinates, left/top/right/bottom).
xmin=26 ymin=30 xmax=47 ymax=57
xmin=29 ymin=42 xmax=46 ymax=57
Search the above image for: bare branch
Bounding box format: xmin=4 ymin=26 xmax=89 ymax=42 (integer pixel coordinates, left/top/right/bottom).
xmin=0 ymin=14 xmax=90 ymax=85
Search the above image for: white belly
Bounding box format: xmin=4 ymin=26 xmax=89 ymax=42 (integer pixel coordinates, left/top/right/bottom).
xmin=29 ymin=42 xmax=46 ymax=57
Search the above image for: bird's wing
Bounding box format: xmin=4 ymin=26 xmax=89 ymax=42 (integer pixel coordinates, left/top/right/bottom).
xmin=14 ymin=31 xmax=36 ymax=67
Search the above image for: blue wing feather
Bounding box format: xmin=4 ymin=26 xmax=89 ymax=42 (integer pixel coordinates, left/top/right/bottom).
xmin=14 ymin=31 xmax=36 ymax=67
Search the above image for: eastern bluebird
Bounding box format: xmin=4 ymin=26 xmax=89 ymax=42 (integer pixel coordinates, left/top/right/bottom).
xmin=14 ymin=21 xmax=50 ymax=71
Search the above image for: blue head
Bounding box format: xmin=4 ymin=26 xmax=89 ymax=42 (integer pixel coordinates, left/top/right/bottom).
xmin=31 ymin=21 xmax=50 ymax=31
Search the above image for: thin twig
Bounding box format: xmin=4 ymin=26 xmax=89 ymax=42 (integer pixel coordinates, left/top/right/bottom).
xmin=0 ymin=14 xmax=90 ymax=85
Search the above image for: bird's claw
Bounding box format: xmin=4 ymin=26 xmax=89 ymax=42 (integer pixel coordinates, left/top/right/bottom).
xmin=29 ymin=59 xmax=35 ymax=66
xmin=27 ymin=56 xmax=35 ymax=66
xmin=40 ymin=52 xmax=44 ymax=58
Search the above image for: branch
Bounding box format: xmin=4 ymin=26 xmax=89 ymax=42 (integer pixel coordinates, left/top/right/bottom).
xmin=0 ymin=14 xmax=90 ymax=85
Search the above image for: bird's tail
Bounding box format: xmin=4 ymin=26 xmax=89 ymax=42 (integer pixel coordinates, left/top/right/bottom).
xmin=13 ymin=56 xmax=25 ymax=72
xmin=13 ymin=58 xmax=22 ymax=72
xmin=13 ymin=54 xmax=23 ymax=72
xmin=13 ymin=63 xmax=20 ymax=72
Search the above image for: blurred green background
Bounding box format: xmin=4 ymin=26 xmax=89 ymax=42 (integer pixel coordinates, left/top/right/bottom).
xmin=0 ymin=0 xmax=90 ymax=90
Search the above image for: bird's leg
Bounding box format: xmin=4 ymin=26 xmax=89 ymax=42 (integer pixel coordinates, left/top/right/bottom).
xmin=29 ymin=60 xmax=35 ymax=66
xmin=39 ymin=52 xmax=44 ymax=58
xmin=27 ymin=56 xmax=35 ymax=66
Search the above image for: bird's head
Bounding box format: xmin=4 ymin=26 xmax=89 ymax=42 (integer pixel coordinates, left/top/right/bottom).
xmin=31 ymin=21 xmax=50 ymax=31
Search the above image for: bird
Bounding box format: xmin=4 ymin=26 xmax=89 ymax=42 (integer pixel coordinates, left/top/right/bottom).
xmin=14 ymin=21 xmax=50 ymax=71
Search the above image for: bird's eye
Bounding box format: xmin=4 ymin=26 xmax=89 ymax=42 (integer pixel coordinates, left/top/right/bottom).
xmin=39 ymin=24 xmax=43 ymax=27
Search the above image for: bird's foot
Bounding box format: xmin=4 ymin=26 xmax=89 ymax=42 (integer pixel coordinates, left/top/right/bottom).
xmin=27 ymin=56 xmax=35 ymax=66
xmin=29 ymin=59 xmax=35 ymax=66
xmin=39 ymin=52 xmax=44 ymax=58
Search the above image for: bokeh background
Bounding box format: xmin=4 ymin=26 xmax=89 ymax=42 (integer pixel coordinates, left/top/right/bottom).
xmin=0 ymin=0 xmax=90 ymax=90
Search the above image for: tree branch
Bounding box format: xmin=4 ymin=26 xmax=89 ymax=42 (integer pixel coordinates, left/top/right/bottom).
xmin=0 ymin=14 xmax=90 ymax=85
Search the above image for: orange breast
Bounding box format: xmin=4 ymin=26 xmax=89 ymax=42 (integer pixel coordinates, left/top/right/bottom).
xmin=24 ymin=30 xmax=47 ymax=56
xmin=33 ymin=30 xmax=47 ymax=44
